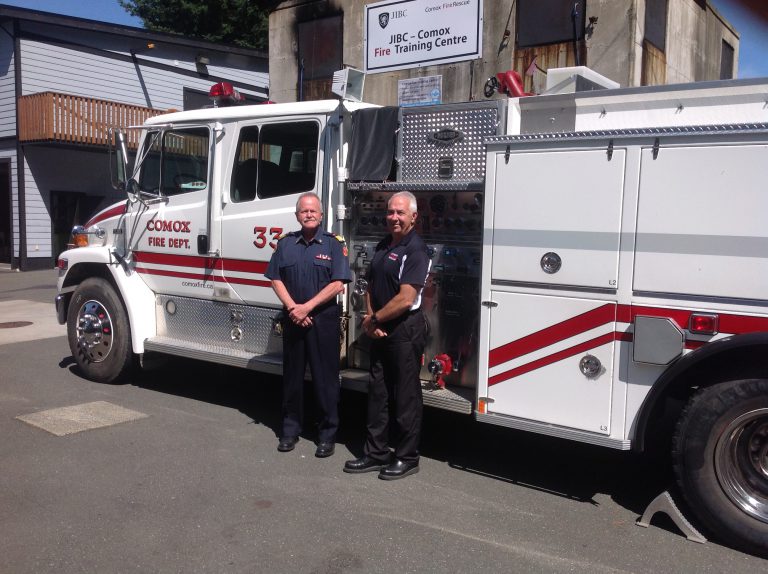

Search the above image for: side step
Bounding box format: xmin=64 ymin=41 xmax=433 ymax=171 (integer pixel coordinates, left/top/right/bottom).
xmin=341 ymin=369 xmax=474 ymax=415
xmin=144 ymin=336 xmax=283 ymax=374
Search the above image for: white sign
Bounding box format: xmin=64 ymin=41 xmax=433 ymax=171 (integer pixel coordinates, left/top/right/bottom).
xmin=398 ymin=75 xmax=442 ymax=107
xmin=364 ymin=0 xmax=483 ymax=74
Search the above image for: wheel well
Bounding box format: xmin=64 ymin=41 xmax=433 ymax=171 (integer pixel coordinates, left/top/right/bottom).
xmin=61 ymin=263 xmax=124 ymax=317
xmin=634 ymin=334 xmax=768 ymax=454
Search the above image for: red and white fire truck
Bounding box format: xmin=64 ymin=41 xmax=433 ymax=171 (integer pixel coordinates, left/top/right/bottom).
xmin=55 ymin=68 xmax=768 ymax=555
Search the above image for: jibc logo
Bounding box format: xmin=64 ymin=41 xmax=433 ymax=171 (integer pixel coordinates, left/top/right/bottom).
xmin=379 ymin=12 xmax=389 ymax=29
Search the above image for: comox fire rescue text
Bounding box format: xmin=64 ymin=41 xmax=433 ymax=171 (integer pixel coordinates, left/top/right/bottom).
xmin=55 ymin=68 xmax=768 ymax=557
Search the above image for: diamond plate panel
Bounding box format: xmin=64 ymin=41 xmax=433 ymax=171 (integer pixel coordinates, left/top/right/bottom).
xmin=156 ymin=295 xmax=282 ymax=355
xmin=400 ymin=104 xmax=502 ymax=182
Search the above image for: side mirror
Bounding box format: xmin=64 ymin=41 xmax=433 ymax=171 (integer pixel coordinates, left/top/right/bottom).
xmin=126 ymin=178 xmax=140 ymax=203
xmin=109 ymin=128 xmax=130 ymax=191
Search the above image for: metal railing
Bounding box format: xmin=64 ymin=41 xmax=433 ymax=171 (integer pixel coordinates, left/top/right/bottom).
xmin=18 ymin=92 xmax=168 ymax=149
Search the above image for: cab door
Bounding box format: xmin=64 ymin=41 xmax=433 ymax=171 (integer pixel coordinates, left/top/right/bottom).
xmin=219 ymin=118 xmax=326 ymax=305
xmin=128 ymin=126 xmax=215 ymax=300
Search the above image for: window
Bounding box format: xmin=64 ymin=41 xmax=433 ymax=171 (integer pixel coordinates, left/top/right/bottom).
xmin=720 ymin=40 xmax=734 ymax=80
xmin=298 ymin=15 xmax=343 ymax=100
xmin=138 ymin=128 xmax=210 ymax=197
xmin=644 ymin=0 xmax=668 ymax=52
xmin=517 ymin=0 xmax=586 ymax=48
xmin=230 ymin=121 xmax=319 ymax=202
xmin=231 ymin=126 xmax=260 ymax=202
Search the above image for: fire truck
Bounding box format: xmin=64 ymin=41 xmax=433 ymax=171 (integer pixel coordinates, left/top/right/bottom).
xmin=54 ymin=68 xmax=768 ymax=556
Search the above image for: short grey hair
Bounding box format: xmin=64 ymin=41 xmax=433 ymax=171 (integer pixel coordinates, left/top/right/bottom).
xmin=389 ymin=191 xmax=417 ymax=213
xmin=295 ymin=192 xmax=322 ymax=213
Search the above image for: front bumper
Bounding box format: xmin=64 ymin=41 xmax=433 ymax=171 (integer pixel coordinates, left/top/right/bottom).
xmin=55 ymin=293 xmax=70 ymax=325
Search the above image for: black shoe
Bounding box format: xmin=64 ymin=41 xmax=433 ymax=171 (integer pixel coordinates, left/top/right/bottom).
xmin=277 ymin=436 xmax=298 ymax=452
xmin=315 ymin=441 xmax=335 ymax=458
xmin=343 ymin=456 xmax=389 ymax=474
xmin=378 ymin=459 xmax=419 ymax=480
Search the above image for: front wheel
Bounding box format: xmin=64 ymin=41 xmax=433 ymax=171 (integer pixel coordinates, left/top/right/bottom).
xmin=67 ymin=277 xmax=133 ymax=383
xmin=673 ymin=379 xmax=768 ymax=556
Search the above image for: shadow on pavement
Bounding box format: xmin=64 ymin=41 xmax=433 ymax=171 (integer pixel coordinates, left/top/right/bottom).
xmin=60 ymin=354 xmax=671 ymax=525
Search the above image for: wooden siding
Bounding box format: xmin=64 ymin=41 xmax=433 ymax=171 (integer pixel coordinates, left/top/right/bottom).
xmin=18 ymin=92 xmax=162 ymax=149
xmin=0 ymin=24 xmax=16 ymax=139
xmin=514 ymin=42 xmax=584 ymax=94
xmin=20 ymin=38 xmax=267 ymax=111
xmin=641 ymin=40 xmax=667 ymax=86
xmin=21 ymin=154 xmax=51 ymax=259
xmin=21 ymin=19 xmax=267 ymax=95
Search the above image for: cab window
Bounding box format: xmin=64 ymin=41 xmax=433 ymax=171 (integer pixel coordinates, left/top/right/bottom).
xmin=230 ymin=121 xmax=320 ymax=203
xmin=138 ymin=127 xmax=210 ymax=197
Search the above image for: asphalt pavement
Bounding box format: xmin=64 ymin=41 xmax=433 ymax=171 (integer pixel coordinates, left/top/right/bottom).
xmin=1 ymin=268 xmax=766 ymax=573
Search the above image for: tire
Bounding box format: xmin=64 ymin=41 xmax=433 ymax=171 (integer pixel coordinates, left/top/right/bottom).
xmin=672 ymin=379 xmax=768 ymax=556
xmin=67 ymin=277 xmax=133 ymax=384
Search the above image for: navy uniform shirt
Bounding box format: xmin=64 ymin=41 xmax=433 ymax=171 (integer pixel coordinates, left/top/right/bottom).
xmin=266 ymin=230 xmax=352 ymax=311
xmin=368 ymin=229 xmax=430 ymax=313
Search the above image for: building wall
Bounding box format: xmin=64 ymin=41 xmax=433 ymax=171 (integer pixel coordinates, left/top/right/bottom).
xmin=270 ymin=0 xmax=737 ymax=105
xmin=22 ymin=151 xmax=50 ymax=259
xmin=19 ymin=21 xmax=268 ymax=109
xmin=0 ymin=23 xmax=15 ymax=139
xmin=584 ymin=0 xmax=638 ymax=87
xmin=2 ymin=12 xmax=269 ymax=269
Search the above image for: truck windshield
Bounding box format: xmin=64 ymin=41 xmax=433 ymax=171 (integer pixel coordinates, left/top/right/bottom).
xmin=138 ymin=127 xmax=210 ymax=196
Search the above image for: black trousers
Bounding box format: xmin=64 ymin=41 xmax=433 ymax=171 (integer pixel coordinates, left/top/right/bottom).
xmin=281 ymin=305 xmax=341 ymax=442
xmin=364 ymin=310 xmax=427 ymax=463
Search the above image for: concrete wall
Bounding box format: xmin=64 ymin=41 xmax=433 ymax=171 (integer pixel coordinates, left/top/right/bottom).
xmin=660 ymin=0 xmax=738 ymax=84
xmin=583 ymin=0 xmax=638 ymax=87
xmin=270 ymin=0 xmax=738 ymax=105
xmin=270 ymin=0 xmax=520 ymax=105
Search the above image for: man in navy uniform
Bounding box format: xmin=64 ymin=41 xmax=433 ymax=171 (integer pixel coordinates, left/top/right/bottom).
xmin=344 ymin=191 xmax=430 ymax=480
xmin=266 ymin=192 xmax=351 ymax=457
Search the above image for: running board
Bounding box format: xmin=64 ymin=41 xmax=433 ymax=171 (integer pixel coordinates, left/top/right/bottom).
xmin=144 ymin=336 xmax=283 ymax=374
xmin=340 ymin=369 xmax=474 ymax=415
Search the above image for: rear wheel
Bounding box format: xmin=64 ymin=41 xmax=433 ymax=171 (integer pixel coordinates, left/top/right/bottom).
xmin=67 ymin=278 xmax=132 ymax=383
xmin=673 ymin=379 xmax=768 ymax=556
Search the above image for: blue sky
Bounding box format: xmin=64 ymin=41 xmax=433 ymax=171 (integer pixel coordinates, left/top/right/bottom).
xmin=8 ymin=0 xmax=768 ymax=79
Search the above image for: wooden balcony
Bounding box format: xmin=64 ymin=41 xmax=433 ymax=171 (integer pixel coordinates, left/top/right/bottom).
xmin=18 ymin=92 xmax=167 ymax=149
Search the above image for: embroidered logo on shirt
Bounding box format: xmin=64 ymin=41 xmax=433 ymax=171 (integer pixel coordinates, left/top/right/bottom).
xmin=315 ymin=254 xmax=332 ymax=261
xmin=388 ymin=253 xmax=399 ymax=261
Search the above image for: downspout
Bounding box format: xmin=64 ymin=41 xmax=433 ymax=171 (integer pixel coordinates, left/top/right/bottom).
xmin=13 ymin=19 xmax=26 ymax=270
xmin=571 ymin=2 xmax=581 ymax=67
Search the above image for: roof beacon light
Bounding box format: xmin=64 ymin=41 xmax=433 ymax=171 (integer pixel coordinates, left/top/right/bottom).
xmin=209 ymin=82 xmax=245 ymax=106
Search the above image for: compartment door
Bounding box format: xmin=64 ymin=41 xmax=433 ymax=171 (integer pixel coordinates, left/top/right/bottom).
xmin=490 ymin=148 xmax=625 ymax=290
xmin=486 ymin=292 xmax=616 ymax=434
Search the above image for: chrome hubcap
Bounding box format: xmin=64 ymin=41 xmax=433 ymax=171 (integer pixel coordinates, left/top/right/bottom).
xmin=714 ymin=408 xmax=768 ymax=523
xmin=75 ymin=300 xmax=114 ymax=363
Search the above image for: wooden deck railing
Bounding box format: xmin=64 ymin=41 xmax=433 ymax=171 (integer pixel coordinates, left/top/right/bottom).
xmin=18 ymin=92 xmax=168 ymax=149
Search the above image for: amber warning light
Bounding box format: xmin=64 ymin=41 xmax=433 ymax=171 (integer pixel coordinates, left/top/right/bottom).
xmin=209 ymin=82 xmax=245 ymax=106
